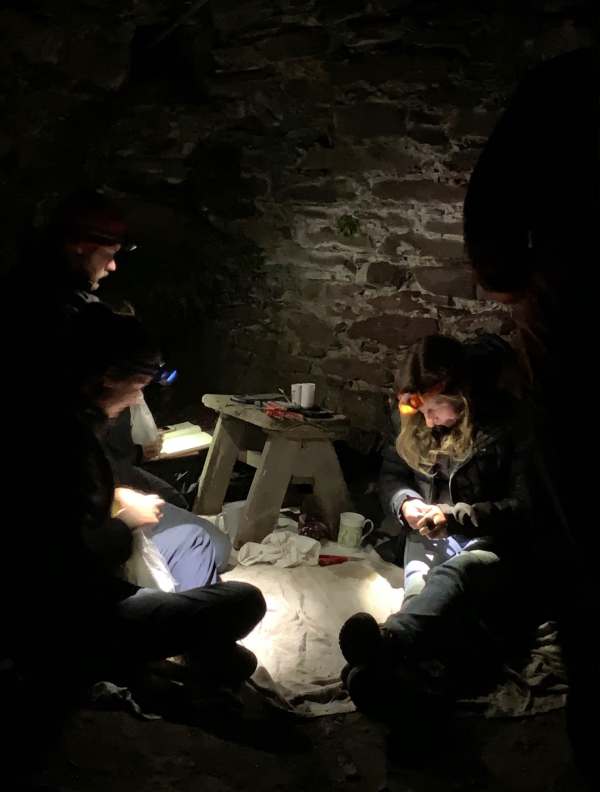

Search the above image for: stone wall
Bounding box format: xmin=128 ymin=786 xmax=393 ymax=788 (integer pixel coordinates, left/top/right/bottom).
xmin=0 ymin=1 xmax=594 ymax=448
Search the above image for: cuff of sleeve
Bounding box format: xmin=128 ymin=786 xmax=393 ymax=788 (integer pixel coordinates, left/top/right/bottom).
xmin=395 ymin=494 xmax=424 ymax=526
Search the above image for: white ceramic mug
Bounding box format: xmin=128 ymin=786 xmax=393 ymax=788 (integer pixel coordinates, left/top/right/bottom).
xmin=300 ymin=382 xmax=316 ymax=408
xmin=337 ymin=512 xmax=374 ymax=549
xmin=291 ymin=382 xmax=316 ymax=408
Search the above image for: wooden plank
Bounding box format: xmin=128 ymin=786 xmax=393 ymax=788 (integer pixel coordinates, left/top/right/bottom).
xmin=234 ymin=436 xmax=300 ymax=548
xmin=239 ymin=446 xmax=313 ymax=485
xmin=202 ymin=394 xmax=349 ymax=441
xmin=305 ymin=440 xmax=353 ymax=537
xmin=193 ymin=415 xmax=246 ymax=515
xmin=237 ymin=449 xmax=263 ymax=468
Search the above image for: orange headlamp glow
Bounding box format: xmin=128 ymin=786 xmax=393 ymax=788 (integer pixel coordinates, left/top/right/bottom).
xmin=399 ymin=394 xmax=423 ymax=415
xmin=397 ymin=382 xmax=446 ymax=416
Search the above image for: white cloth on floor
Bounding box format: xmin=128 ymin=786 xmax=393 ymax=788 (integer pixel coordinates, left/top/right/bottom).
xmin=223 ymin=552 xmax=405 ymax=716
xmin=458 ymin=621 xmax=568 ymax=717
xmin=89 ymin=681 xmax=162 ymax=720
xmin=237 ymin=530 xmax=320 ymax=568
xmin=224 ymin=548 xmax=567 ymax=719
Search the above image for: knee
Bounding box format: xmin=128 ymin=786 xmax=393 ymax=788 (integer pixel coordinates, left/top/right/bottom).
xmin=423 ymin=552 xmax=501 ymax=606
xmin=228 ymin=581 xmax=266 ymax=625
xmin=192 ymin=518 xmax=231 ymax=572
xmin=445 ymin=549 xmax=501 ymax=587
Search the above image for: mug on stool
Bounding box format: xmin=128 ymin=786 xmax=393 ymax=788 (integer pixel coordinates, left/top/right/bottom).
xmin=337 ymin=512 xmax=374 ymax=549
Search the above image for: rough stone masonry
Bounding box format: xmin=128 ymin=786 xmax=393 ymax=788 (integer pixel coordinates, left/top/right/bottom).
xmin=0 ymin=0 xmax=593 ymax=449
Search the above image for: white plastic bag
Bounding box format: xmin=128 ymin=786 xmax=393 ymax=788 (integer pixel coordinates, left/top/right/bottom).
xmin=124 ymin=529 xmax=177 ymax=592
xmin=130 ymin=397 xmax=160 ymax=447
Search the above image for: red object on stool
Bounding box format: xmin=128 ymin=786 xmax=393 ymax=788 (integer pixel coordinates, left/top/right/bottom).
xmin=263 ymin=401 xmax=304 ymax=421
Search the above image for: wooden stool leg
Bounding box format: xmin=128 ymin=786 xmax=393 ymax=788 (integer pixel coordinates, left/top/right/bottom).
xmin=235 ymin=435 xmax=300 ymax=548
xmin=193 ymin=415 xmax=245 ymax=515
xmin=308 ymin=441 xmax=353 ymax=538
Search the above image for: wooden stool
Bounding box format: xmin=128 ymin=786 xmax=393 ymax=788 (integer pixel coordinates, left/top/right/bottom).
xmin=193 ymin=394 xmax=352 ymax=548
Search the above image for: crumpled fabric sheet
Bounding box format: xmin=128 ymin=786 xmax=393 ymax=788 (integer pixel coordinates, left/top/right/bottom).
xmin=458 ymin=621 xmax=568 ymax=717
xmin=237 ymin=530 xmax=320 ymax=568
xmin=88 ymin=680 xmax=162 ymax=720
xmin=223 ymin=557 xmax=404 ymax=716
xmin=223 ymin=552 xmax=567 ymax=719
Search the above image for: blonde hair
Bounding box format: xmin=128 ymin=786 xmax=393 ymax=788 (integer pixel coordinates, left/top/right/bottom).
xmin=396 ymin=393 xmax=474 ymax=473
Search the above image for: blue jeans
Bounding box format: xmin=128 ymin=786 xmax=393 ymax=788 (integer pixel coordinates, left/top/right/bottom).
xmin=401 ymin=531 xmax=479 ymax=605
xmin=384 ymin=531 xmax=537 ymax=682
xmin=148 ymin=504 xmax=231 ymax=591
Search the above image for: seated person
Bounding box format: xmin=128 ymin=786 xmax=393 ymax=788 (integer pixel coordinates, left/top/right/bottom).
xmin=100 ymin=303 xmax=231 ymax=576
xmin=3 ymin=304 xmax=266 ymax=788
xmin=7 ymin=304 xmax=266 ymax=696
xmin=376 ymin=332 xmax=521 ymax=564
xmin=104 ymin=410 xmax=232 ymax=580
xmin=339 ymin=334 xmax=543 ymax=730
xmin=104 ymin=403 xmax=189 ymax=508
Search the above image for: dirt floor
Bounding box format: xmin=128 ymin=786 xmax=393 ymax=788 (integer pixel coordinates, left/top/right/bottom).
xmin=41 ymin=683 xmax=591 ymax=792
xmin=37 ymin=451 xmax=591 ymax=791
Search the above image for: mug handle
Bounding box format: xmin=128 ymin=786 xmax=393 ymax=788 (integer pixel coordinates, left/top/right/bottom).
xmin=361 ymin=519 xmax=375 ymax=543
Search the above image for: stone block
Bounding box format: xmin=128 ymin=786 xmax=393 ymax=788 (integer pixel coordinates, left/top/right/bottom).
xmin=281 ymin=182 xmax=338 ymax=203
xmin=425 ymin=219 xmax=464 ymax=235
xmin=415 ymin=266 xmax=475 ymax=299
xmin=258 ymin=27 xmax=331 ymax=61
xmin=367 ymin=292 xmax=425 ymax=313
xmin=366 ymin=261 xmax=408 ymax=287
xmin=348 ymin=314 xmax=438 ymax=346
xmin=320 ymin=357 xmax=390 ymax=387
xmin=403 ymin=232 xmax=465 ymax=260
xmin=372 ymin=180 xmax=465 ymax=203
xmin=453 ymin=110 xmax=498 ymax=138
xmin=329 ymin=53 xmax=449 ymax=86
xmin=446 ymin=148 xmax=482 ymax=173
xmin=335 ymin=103 xmax=406 ymax=138
xmin=407 ymin=126 xmax=449 ymax=146
xmin=287 ymin=311 xmax=335 ymax=349
xmin=299 ymin=145 xmax=416 ymax=174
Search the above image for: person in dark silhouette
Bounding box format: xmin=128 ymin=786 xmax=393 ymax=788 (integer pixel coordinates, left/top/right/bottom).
xmin=8 ymin=189 xmax=231 ymax=571
xmin=463 ymin=46 xmax=599 ymax=782
xmin=1 ymin=304 xmax=265 ymax=789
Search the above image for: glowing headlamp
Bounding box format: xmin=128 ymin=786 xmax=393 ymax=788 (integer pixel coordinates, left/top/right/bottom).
xmin=397 ymin=381 xmax=446 ymax=416
xmin=153 ymin=364 xmax=178 ymax=386
xmin=399 ymin=394 xmax=423 ymax=416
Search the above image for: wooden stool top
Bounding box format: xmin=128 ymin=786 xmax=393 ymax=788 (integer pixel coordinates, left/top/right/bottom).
xmin=202 ymin=394 xmax=349 ymax=441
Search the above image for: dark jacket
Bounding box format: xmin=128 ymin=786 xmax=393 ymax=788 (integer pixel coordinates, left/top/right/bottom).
xmin=3 ymin=399 xmax=137 ymax=664
xmin=101 ymin=410 xmax=189 ymax=509
xmin=463 ymin=47 xmax=597 ymax=294
xmin=379 ymin=395 xmax=532 ymax=545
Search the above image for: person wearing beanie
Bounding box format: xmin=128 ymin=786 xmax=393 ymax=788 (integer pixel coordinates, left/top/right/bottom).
xmin=24 ymin=188 xmax=134 ymax=306
xmin=2 ymin=304 xmax=266 ymax=788
xmin=8 ymin=189 xmax=231 ymax=569
xmin=338 ymin=334 xmax=546 ymax=739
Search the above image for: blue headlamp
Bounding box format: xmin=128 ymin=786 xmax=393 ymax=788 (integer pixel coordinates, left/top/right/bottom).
xmin=154 ymin=364 xmax=178 ymax=386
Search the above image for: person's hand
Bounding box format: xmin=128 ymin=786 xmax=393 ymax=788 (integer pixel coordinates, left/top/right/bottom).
xmin=142 ymin=431 xmax=164 ymax=461
xmin=113 ymin=488 xmax=164 ymax=529
xmin=416 ymin=505 xmax=448 ymax=539
xmin=401 ymin=499 xmax=429 ymax=530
